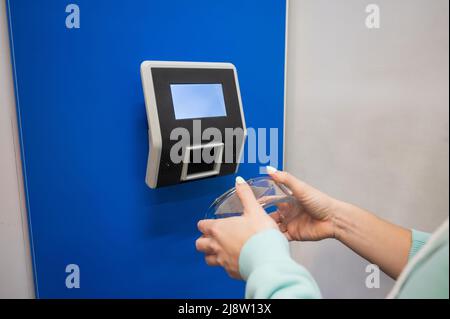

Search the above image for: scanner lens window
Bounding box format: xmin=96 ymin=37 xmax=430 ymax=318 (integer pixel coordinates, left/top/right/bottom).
xmin=187 ymin=149 xmax=216 ymax=175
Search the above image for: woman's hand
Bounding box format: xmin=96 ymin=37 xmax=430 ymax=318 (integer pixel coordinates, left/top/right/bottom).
xmin=268 ymin=167 xmax=413 ymax=279
xmin=267 ymin=166 xmax=339 ymax=241
xmin=196 ymin=176 xmax=277 ymax=279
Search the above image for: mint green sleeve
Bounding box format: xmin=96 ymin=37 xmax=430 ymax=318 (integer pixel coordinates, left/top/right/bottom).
xmin=238 ymin=229 xmax=322 ymax=299
xmin=409 ymin=229 xmax=431 ymax=260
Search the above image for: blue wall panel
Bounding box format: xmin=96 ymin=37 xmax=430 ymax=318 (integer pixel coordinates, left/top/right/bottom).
xmin=7 ymin=0 xmax=286 ymax=298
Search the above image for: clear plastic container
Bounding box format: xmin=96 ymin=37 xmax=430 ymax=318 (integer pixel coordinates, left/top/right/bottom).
xmin=205 ymin=176 xmax=296 ymax=219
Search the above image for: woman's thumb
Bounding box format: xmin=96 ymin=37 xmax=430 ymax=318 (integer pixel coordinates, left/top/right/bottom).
xmin=235 ymin=176 xmax=260 ymax=215
xmin=266 ymin=166 xmax=311 ymax=201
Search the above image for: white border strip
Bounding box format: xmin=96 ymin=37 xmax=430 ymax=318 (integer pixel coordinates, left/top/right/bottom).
xmin=283 ymin=0 xmax=289 ymax=170
xmin=4 ymin=0 xmax=36 ymax=298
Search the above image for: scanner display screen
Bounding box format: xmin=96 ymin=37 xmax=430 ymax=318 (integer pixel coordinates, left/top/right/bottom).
xmin=170 ymin=83 xmax=227 ymax=120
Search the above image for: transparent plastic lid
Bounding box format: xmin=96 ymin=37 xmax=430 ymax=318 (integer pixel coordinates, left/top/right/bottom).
xmin=205 ymin=176 xmax=295 ymax=219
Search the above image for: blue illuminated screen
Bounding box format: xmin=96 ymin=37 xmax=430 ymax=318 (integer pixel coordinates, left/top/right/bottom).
xmin=170 ymin=83 xmax=227 ymax=120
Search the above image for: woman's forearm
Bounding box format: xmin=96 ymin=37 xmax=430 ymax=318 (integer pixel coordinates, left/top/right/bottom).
xmin=241 ymin=229 xmax=322 ymax=298
xmin=332 ymin=201 xmax=412 ymax=279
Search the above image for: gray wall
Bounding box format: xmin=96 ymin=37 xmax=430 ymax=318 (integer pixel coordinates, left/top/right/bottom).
xmin=0 ymin=0 xmax=34 ymax=298
xmin=285 ymin=0 xmax=449 ymax=298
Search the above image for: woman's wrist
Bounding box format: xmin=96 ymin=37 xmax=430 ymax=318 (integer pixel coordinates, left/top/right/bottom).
xmin=329 ymin=200 xmax=358 ymax=242
xmin=326 ymin=199 xmax=413 ymax=278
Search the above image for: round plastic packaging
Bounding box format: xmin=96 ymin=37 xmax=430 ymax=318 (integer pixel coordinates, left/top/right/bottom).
xmin=205 ymin=176 xmax=296 ymax=219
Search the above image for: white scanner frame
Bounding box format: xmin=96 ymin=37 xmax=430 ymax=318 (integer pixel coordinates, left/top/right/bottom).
xmin=140 ymin=61 xmax=247 ymax=188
